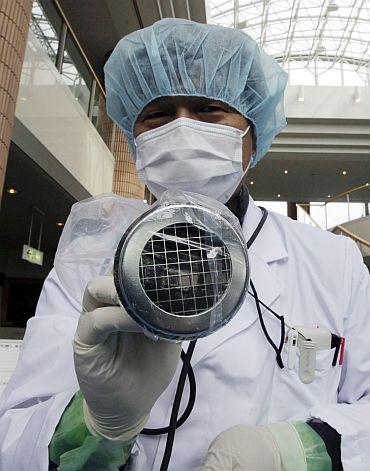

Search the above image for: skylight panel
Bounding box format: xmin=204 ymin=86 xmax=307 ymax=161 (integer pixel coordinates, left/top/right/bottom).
xmin=209 ymin=0 xmax=370 ymax=86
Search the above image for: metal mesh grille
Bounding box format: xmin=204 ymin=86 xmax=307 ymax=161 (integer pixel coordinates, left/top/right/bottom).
xmin=139 ymin=223 xmax=232 ymax=315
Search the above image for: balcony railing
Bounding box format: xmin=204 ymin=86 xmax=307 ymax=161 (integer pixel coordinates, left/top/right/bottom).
xmin=297 ymin=183 xmax=370 ymax=261
xmin=297 ymin=182 xmax=370 ymax=230
xmin=31 ymin=0 xmax=106 ymax=127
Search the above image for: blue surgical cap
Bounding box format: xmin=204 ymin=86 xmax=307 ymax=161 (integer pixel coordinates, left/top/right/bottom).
xmin=104 ymin=18 xmax=288 ymax=167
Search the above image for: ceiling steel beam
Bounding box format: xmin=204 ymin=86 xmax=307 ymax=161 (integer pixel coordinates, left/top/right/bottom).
xmin=185 ymin=0 xmax=191 ymax=20
xmin=31 ymin=13 xmax=58 ymax=58
xmin=274 ymin=53 xmax=369 ymax=68
xmin=281 ymin=0 xmax=301 ymax=66
xmin=211 ymin=0 xmax=265 ymax=20
xmin=260 ymin=0 xmax=271 ymax=48
xmin=156 ymin=0 xmax=163 ymax=18
xmin=330 ymin=0 xmax=367 ymax=69
xmin=132 ymin=0 xmax=144 ymax=28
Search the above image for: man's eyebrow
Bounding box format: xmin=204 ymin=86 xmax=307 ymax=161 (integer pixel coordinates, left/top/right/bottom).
xmin=141 ymin=98 xmax=172 ymax=112
xmin=143 ymin=100 xmax=165 ymax=109
xmin=199 ymin=98 xmax=233 ymax=108
xmin=137 ymin=101 xmax=166 ymax=119
xmin=139 ymin=97 xmax=233 ymax=115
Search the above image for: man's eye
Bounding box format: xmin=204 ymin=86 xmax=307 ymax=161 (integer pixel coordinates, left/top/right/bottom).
xmin=198 ymin=105 xmax=226 ymax=113
xmin=144 ymin=111 xmax=167 ymax=120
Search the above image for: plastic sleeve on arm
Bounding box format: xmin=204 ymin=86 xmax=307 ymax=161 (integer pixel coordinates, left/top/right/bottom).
xmin=292 ymin=421 xmax=333 ymax=470
xmin=49 ymin=391 xmax=135 ymax=471
xmin=307 ymin=419 xmax=342 ymax=470
xmin=267 ymin=421 xmax=332 ymax=471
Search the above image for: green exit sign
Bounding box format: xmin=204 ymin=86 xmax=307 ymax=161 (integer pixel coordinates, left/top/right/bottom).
xmin=22 ymin=244 xmax=44 ymax=266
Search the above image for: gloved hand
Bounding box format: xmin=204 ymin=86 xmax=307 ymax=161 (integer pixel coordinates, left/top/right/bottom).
xmin=199 ymin=425 xmax=281 ymax=471
xmin=199 ymin=422 xmax=332 ymax=471
xmin=73 ymin=275 xmax=182 ymax=442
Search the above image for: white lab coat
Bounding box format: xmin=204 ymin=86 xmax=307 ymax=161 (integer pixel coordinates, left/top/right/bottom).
xmin=0 ymin=197 xmax=369 ymax=471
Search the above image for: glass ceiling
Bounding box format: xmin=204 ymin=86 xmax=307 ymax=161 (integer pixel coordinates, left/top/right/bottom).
xmin=31 ymin=1 xmax=88 ymax=87
xmin=31 ymin=1 xmax=59 ymax=63
xmin=209 ymin=0 xmax=370 ymax=86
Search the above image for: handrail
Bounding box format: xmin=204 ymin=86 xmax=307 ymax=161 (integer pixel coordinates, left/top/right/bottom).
xmin=326 ymin=182 xmax=369 ymax=204
xmin=335 ymin=225 xmax=370 ymax=248
xmin=297 ymin=204 xmax=321 ymax=228
xmin=298 ymin=204 xmax=370 ymax=248
xmin=310 ymin=182 xmax=370 ymax=207
xmin=53 ymin=0 xmax=106 ymax=98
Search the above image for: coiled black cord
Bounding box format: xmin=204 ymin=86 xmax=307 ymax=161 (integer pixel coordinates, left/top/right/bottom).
xmin=141 ymin=343 xmax=197 ymax=436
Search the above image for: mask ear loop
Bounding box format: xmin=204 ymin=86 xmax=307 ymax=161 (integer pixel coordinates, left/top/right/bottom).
xmin=241 ymin=124 xmax=251 ymax=138
xmin=240 ymin=124 xmax=253 ymax=179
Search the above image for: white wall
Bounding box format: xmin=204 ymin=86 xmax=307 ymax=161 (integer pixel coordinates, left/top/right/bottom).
xmin=285 ymin=85 xmax=370 ymax=120
xmin=15 ymin=30 xmax=114 ymax=197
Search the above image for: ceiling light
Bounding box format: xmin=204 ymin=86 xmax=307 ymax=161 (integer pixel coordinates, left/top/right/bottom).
xmin=284 ymin=170 xmax=288 ymax=175
xmin=298 ymin=85 xmax=304 ymax=102
xmin=56 ymin=222 xmax=64 ymax=227
xmin=236 ymin=20 xmax=247 ymax=29
xmin=6 ymin=188 xmax=17 ymax=195
xmin=342 ymin=170 xmax=347 ymax=175
xmin=316 ymin=43 xmax=326 ymax=54
xmin=277 ymin=193 xmax=281 ymax=198
xmin=250 ymin=181 xmax=254 ymax=185
xmin=327 ymin=194 xmax=331 ymax=198
xmin=327 ymin=1 xmax=339 ymax=12
xmin=354 ymin=86 xmax=361 ymax=103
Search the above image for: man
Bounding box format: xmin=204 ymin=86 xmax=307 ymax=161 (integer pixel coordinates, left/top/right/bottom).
xmin=0 ymin=18 xmax=369 ymax=471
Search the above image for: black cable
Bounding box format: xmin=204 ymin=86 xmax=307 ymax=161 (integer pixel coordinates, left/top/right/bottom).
xmin=174 ymin=349 xmax=196 ymax=429
xmin=141 ymin=347 xmax=197 ymax=435
xmin=247 ymin=207 xmax=268 ymax=249
xmin=248 ymin=290 xmax=282 ymax=321
xmin=140 ymin=204 xmax=276 ymax=470
xmin=247 ymin=207 xmax=286 ymax=362
xmin=143 ymin=285 xmax=286 ymax=438
xmin=250 ymin=280 xmax=284 ymax=369
xmin=248 ymin=289 xmax=286 ymax=356
xmin=143 ymin=206 xmax=272 ymax=439
xmin=159 ymin=340 xmax=197 ymax=471
xmin=278 ymin=313 xmax=285 ymax=355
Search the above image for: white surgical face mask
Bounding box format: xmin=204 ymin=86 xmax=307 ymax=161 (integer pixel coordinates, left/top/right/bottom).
xmin=135 ymin=117 xmax=251 ymax=203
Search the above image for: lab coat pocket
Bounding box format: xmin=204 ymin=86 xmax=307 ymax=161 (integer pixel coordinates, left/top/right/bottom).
xmin=294 ymin=348 xmax=337 ymax=379
xmin=314 ymin=349 xmax=337 ymax=376
xmin=294 ymin=348 xmax=340 ymax=403
xmin=283 ymin=343 xmax=338 ymax=380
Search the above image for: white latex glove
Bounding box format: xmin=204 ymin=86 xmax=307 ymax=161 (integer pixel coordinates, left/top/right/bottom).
xmin=199 ymin=425 xmax=282 ymax=471
xmin=73 ymin=275 xmax=182 ymax=441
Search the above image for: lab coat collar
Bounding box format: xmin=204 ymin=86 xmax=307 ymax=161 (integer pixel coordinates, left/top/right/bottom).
xmin=190 ymin=197 xmax=288 ymax=366
xmin=243 ymin=197 xmax=289 ymax=264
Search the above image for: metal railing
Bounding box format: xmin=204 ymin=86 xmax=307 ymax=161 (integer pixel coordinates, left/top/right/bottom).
xmin=335 ymin=225 xmax=370 ymax=248
xmin=297 ymin=182 xmax=369 ymax=230
xmin=297 ymin=183 xmax=370 ymax=249
xmin=53 ymin=0 xmax=106 ymax=98
xmin=31 ymin=0 xmax=106 ymax=125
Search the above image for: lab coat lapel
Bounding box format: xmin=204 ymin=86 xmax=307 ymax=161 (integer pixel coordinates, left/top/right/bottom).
xmin=190 ymin=199 xmax=288 ymax=367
